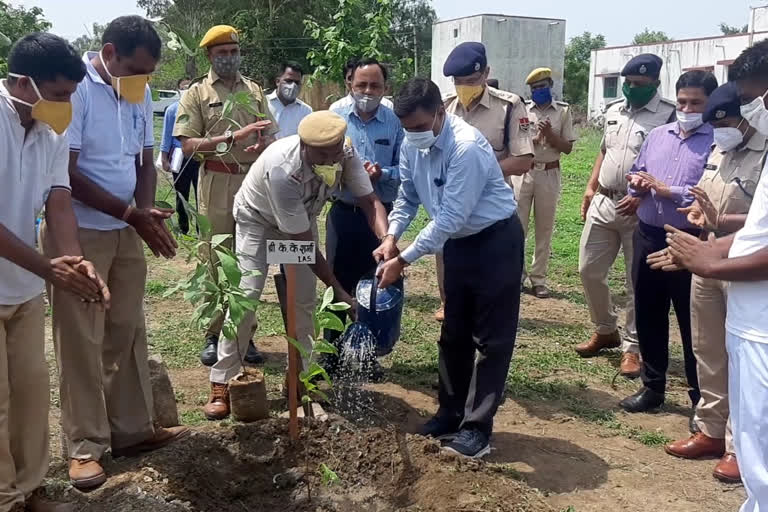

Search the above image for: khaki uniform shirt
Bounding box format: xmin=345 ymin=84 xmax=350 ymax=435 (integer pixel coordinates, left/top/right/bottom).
xmin=526 ymin=100 xmax=577 ymax=165
xmin=599 ymin=93 xmax=676 ymax=191
xmin=699 ymin=132 xmax=768 ymax=233
xmin=236 ymin=135 xmax=373 ymax=234
xmin=445 ymin=86 xmax=534 ymax=160
xmin=173 ymin=69 xmax=278 ymax=171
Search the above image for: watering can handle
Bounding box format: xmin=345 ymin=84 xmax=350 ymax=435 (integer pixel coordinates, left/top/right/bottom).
xmin=369 ymin=263 xmax=382 ymax=314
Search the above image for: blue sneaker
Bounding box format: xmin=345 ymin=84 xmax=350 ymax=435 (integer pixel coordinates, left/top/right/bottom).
xmin=442 ymin=428 xmax=491 ymax=459
xmin=420 ymin=416 xmax=461 ymax=441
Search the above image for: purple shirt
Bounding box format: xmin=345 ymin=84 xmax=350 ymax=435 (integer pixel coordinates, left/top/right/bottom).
xmin=628 ymin=121 xmax=713 ymax=228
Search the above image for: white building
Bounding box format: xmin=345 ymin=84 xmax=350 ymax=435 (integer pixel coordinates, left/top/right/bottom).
xmin=588 ymin=6 xmax=768 ymax=119
xmin=431 ymin=14 xmax=566 ymax=100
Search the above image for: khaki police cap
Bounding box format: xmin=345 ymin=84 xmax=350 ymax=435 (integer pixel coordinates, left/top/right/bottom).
xmin=298 ymin=111 xmax=347 ymax=147
xmin=199 ymin=25 xmax=239 ymax=48
xmin=526 ymin=67 xmax=552 ymax=85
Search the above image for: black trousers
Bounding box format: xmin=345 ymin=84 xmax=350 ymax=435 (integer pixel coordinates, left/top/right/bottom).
xmin=632 ymin=221 xmax=700 ymax=406
xmin=173 ymin=158 xmax=199 ymax=234
xmin=439 ymin=215 xmax=524 ymax=436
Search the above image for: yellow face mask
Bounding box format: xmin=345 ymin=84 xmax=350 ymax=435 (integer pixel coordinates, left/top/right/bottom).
xmin=99 ymin=51 xmax=150 ymax=104
xmin=313 ymin=162 xmax=341 ymax=187
xmin=455 ymin=84 xmax=484 ymax=108
xmin=7 ymin=73 xmax=72 ymax=134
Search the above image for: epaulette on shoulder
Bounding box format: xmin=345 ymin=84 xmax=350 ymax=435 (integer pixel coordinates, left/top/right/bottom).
xmin=659 ymin=97 xmax=677 ymax=108
xmin=189 ymin=75 xmax=207 ymax=87
xmin=488 ymin=88 xmax=520 ymax=104
xmin=555 ymin=100 xmax=569 ymax=107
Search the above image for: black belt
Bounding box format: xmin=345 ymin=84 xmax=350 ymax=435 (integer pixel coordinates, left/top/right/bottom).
xmin=452 ymin=214 xmax=518 ymax=247
xmin=638 ymin=221 xmax=699 ymax=239
xmin=597 ymin=183 xmax=626 ymax=201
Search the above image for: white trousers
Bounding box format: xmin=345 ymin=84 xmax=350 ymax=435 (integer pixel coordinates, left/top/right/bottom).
xmin=727 ymin=331 xmax=768 ymax=512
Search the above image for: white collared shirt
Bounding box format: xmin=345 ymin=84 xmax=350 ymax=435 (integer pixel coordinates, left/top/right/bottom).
xmin=329 ymin=93 xmax=393 ymax=111
xmin=267 ymin=91 xmax=312 ymax=139
xmin=68 ymin=52 xmax=154 ymax=230
xmin=0 ymin=81 xmax=70 ymax=305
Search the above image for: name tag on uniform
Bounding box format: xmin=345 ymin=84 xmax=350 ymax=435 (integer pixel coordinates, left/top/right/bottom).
xmin=705 ymin=164 xmax=718 ymax=170
xmin=607 ymin=120 xmax=618 ymax=125
xmin=267 ymin=240 xmax=316 ymax=264
xmin=209 ymin=102 xmax=223 ymax=108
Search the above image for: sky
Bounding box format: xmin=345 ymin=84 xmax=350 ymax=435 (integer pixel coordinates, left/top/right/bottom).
xmin=14 ymin=0 xmax=765 ymax=46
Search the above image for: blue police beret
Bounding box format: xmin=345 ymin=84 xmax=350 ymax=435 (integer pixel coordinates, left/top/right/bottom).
xmin=703 ymin=82 xmax=742 ymax=123
xmin=621 ymin=53 xmax=663 ymax=79
xmin=443 ymin=42 xmax=487 ymax=77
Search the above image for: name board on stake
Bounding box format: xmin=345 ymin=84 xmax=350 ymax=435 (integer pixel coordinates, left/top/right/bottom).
xmin=266 ymin=240 xmax=316 ymax=264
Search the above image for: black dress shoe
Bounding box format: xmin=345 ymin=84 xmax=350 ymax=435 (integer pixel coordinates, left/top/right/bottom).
xmin=200 ymin=334 xmax=218 ymax=367
xmin=244 ymin=340 xmax=265 ymax=365
xmin=689 ymin=413 xmax=701 ymax=434
xmin=619 ymin=387 xmax=664 ymax=413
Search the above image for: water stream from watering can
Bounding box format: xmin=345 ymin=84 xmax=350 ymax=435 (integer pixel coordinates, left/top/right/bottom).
xmin=331 ymin=323 xmax=378 ymax=425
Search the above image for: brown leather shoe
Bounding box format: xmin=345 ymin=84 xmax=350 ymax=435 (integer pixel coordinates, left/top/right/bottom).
xmin=532 ymin=285 xmax=550 ymax=299
xmin=665 ymin=433 xmax=725 ymax=459
xmin=112 ymin=425 xmax=191 ymax=458
xmin=203 ymin=382 xmax=231 ymax=420
xmin=26 ymin=492 xmax=76 ymax=512
xmin=620 ymin=352 xmax=642 ymax=378
xmin=574 ymin=331 xmax=620 ymax=357
xmin=713 ymin=453 xmax=742 ymax=483
xmin=434 ymin=307 xmax=445 ymax=322
xmin=68 ymin=458 xmax=106 ymax=490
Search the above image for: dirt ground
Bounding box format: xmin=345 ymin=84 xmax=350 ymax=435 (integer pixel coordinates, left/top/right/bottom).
xmin=41 ymin=278 xmax=746 ymax=512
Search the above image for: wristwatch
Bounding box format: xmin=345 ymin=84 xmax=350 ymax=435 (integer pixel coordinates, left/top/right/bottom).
xmin=224 ymin=129 xmax=235 ymax=145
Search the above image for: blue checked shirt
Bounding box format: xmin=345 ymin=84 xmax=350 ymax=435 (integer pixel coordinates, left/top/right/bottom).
xmin=388 ymin=114 xmax=517 ymax=263
xmin=331 ymin=102 xmax=404 ymax=204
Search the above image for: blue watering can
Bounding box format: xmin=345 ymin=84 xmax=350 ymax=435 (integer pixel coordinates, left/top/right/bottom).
xmin=354 ymin=265 xmax=404 ymax=357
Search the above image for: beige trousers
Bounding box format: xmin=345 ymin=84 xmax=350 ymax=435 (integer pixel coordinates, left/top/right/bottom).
xmin=198 ymin=168 xmax=248 ymax=336
xmin=42 ymin=225 xmax=154 ymax=461
xmin=578 ymin=193 xmax=639 ymax=353
xmin=0 ymin=296 xmax=48 ymax=512
xmin=691 ymin=274 xmax=734 ymax=451
xmin=210 ymin=199 xmax=317 ymax=384
xmin=509 ymin=168 xmax=562 ymax=287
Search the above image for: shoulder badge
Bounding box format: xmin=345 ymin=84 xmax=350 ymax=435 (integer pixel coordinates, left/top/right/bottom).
xmin=555 ymin=100 xmax=569 ymax=107
xmin=489 ymin=88 xmax=520 ymax=105
xmin=519 ymin=116 xmax=531 ymax=132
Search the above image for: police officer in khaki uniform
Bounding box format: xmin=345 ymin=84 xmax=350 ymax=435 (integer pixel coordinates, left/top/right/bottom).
xmin=510 ymin=67 xmax=577 ymax=298
xmin=202 ymin=111 xmax=390 ymax=420
xmin=433 ymin=42 xmax=534 ymax=321
xmin=576 ymin=54 xmax=676 ymax=377
xmin=658 ymin=82 xmax=766 ymax=484
xmin=174 ymin=25 xmax=278 ymax=367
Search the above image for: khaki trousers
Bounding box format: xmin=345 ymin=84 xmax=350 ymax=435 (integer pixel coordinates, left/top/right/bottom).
xmin=42 ymin=225 xmax=154 ymax=461
xmin=0 ymin=296 xmax=48 ymax=512
xmin=578 ymin=193 xmax=639 ymax=352
xmin=198 ymin=168 xmax=248 ymax=336
xmin=509 ymin=168 xmax=562 ymax=287
xmin=691 ymin=274 xmax=734 ymax=452
xmin=210 ymin=199 xmax=317 ymax=384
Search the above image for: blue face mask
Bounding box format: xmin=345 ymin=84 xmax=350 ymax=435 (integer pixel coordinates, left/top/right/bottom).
xmin=532 ymin=87 xmax=553 ymax=105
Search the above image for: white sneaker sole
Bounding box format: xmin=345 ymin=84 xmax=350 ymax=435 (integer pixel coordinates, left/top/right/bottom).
xmin=441 ymin=443 xmax=492 ymax=459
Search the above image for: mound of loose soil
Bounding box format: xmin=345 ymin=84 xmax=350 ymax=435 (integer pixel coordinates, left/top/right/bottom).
xmin=48 ymin=417 xmax=552 ymax=512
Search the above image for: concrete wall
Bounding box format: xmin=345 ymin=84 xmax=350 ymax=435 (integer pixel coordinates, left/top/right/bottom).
xmin=587 ymin=32 xmax=768 ymax=119
xmin=749 ymin=5 xmax=768 ymax=32
xmin=431 ymin=14 xmax=566 ymax=100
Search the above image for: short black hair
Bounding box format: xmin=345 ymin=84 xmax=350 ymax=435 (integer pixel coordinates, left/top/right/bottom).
xmin=729 ymin=40 xmax=768 ymax=82
xmin=8 ymin=32 xmax=86 ymax=84
xmin=279 ymin=61 xmax=304 ymax=77
xmin=102 ymin=15 xmax=161 ymax=60
xmin=352 ymin=57 xmax=388 ymax=82
xmin=676 ymin=70 xmax=718 ymax=96
xmin=394 ymin=78 xmax=442 ymax=117
xmin=343 ymin=57 xmax=359 ymax=81
xmin=177 ymin=77 xmax=190 ymax=88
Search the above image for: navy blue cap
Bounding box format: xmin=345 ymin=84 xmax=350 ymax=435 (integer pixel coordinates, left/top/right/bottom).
xmin=703 ymin=82 xmax=742 ymax=123
xmin=443 ymin=42 xmax=487 ymax=77
xmin=621 ymin=53 xmax=663 ymax=79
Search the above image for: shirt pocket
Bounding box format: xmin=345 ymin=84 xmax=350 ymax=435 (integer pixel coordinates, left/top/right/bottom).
xmin=604 ymin=121 xmax=621 ymax=149
xmin=120 ymin=106 xmax=144 ymax=156
xmin=628 ymin=128 xmax=647 ymax=153
xmin=373 ymin=139 xmax=393 ymax=166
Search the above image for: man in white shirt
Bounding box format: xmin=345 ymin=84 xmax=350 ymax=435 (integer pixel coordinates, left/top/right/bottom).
xmin=658 ymin=40 xmax=768 ymax=512
xmin=0 ymin=33 xmax=109 ymax=512
xmin=267 ymin=61 xmax=312 ymax=139
xmin=43 ymin=16 xmax=189 ymax=492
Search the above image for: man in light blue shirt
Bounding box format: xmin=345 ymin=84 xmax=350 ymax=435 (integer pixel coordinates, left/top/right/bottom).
xmin=375 ymin=78 xmax=524 ymax=459
xmin=267 ymin=61 xmax=312 ymax=139
xmin=160 ymin=78 xmax=198 ymax=234
xmin=325 ymin=58 xmax=404 ymax=375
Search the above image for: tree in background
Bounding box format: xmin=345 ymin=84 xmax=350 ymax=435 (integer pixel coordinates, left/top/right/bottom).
xmin=70 ymin=23 xmax=106 ymax=55
xmin=632 ymin=28 xmax=672 ymax=45
xmin=0 ymin=1 xmax=51 ymax=74
xmin=386 ymin=0 xmax=437 ymax=80
xmin=720 ymin=22 xmax=748 ymax=35
xmin=563 ymin=31 xmax=605 ymax=108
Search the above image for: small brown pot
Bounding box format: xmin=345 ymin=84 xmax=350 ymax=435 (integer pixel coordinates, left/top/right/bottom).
xmin=228 ymin=368 xmax=269 ymax=423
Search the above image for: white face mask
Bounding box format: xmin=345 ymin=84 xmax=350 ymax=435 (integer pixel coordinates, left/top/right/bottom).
xmin=405 ymin=113 xmax=440 ymax=150
xmin=741 ymin=92 xmax=768 ymax=136
xmin=676 ymin=110 xmax=703 ymax=132
xmin=353 ymin=92 xmax=382 ymax=113
xmin=279 ymin=82 xmax=299 ymax=102
xmin=713 ymin=127 xmax=744 ymax=152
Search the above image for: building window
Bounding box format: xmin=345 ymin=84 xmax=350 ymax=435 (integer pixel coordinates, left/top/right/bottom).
xmin=453 ymin=28 xmax=459 ymax=38
xmin=603 ymin=76 xmax=619 ymax=99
